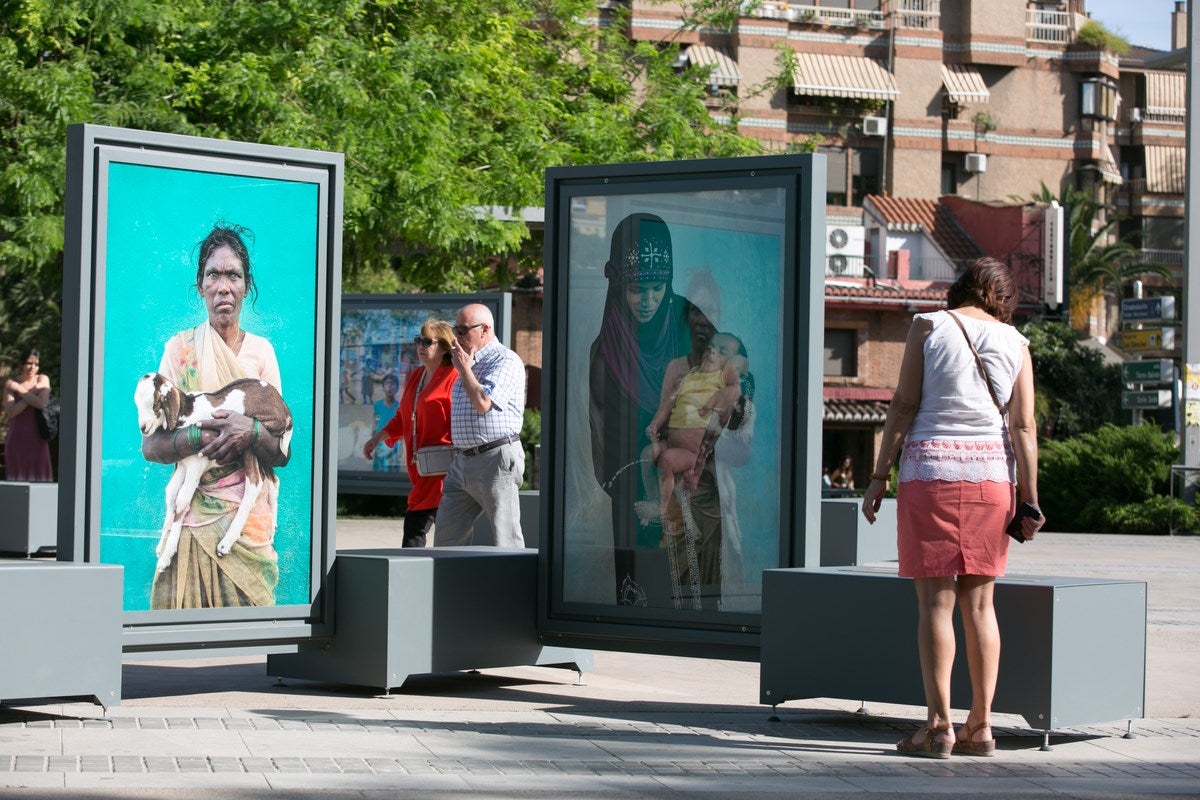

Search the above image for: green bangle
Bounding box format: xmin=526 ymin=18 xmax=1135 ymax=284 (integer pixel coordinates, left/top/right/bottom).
xmin=250 ymin=418 xmax=260 ymax=447
xmin=187 ymin=424 xmax=202 ymax=452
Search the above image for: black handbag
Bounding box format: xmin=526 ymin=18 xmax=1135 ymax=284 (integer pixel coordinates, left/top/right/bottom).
xmin=35 ymin=407 xmax=52 ymax=440
xmin=34 ymin=395 xmax=59 ymax=441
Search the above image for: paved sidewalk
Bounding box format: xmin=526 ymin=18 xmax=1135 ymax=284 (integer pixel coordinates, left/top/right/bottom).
xmin=2 ymin=527 xmax=1198 ymax=799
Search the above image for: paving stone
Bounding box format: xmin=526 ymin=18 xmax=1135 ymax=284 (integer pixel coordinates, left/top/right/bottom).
xmin=111 ymin=756 xmax=143 ymax=773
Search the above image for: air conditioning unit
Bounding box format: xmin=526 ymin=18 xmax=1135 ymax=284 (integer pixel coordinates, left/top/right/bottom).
xmin=826 ymin=225 xmax=866 ymax=276
xmin=862 ymin=116 xmax=887 ymax=137
xmin=964 ymin=153 xmax=988 ymax=173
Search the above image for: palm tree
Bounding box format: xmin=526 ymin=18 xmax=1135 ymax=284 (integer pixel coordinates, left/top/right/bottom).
xmin=1030 ymin=183 xmax=1173 ymax=335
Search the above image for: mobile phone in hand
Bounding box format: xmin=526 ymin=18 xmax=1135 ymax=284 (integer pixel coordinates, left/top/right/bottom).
xmin=1006 ymin=501 xmax=1042 ymax=543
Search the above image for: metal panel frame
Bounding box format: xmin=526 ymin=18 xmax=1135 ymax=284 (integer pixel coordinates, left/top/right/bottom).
xmin=538 ymin=154 xmax=825 ymax=658
xmin=61 ymin=124 xmax=342 ymax=653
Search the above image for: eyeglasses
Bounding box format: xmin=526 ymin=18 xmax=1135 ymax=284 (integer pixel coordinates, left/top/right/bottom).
xmin=412 ymin=336 xmax=436 ymax=348
xmin=452 ymin=323 xmax=485 ymax=336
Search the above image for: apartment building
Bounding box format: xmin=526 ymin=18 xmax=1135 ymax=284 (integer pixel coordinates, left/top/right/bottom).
xmin=623 ymin=0 xmax=1186 ymax=483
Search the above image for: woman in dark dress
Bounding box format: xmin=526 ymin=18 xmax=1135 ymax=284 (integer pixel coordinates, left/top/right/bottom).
xmin=3 ymin=347 xmax=53 ymax=482
xmin=589 ymin=213 xmax=709 ymax=600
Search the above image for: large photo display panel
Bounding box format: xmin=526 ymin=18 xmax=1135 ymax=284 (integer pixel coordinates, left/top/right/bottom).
xmin=97 ymin=159 xmax=319 ymax=613
xmin=62 ymin=125 xmax=342 ymax=641
xmin=560 ymin=186 xmax=786 ymax=617
xmin=338 ymin=293 xmax=511 ymax=495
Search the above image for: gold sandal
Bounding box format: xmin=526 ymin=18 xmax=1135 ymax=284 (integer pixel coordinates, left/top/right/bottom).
xmin=896 ymin=724 xmax=953 ymax=759
xmin=952 ymin=721 xmax=996 ymax=757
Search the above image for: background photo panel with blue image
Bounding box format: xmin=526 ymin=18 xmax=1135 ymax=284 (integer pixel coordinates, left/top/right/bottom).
xmin=560 ymin=187 xmax=787 ymax=617
xmin=336 ymin=294 xmax=512 ymax=496
xmin=96 ymin=159 xmax=320 ymax=613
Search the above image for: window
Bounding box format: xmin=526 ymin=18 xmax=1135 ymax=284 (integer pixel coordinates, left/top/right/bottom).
xmin=1142 ymin=217 xmax=1185 ymax=251
xmin=941 ymin=159 xmax=958 ymax=195
xmin=820 ymin=146 xmax=848 ymax=206
xmin=1081 ymin=77 xmax=1117 ymax=121
xmin=852 ymin=149 xmax=881 ymax=205
xmin=824 ymin=329 xmax=857 ymax=377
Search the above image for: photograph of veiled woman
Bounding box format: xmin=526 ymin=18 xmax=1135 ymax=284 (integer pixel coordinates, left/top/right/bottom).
xmin=589 ymin=213 xmax=721 ymax=605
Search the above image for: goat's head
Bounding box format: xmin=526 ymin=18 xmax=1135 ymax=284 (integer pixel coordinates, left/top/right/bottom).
xmin=134 ymin=372 xmax=182 ymax=435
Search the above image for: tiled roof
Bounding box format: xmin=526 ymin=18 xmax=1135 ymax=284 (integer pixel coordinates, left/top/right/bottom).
xmin=1120 ymin=45 xmax=1169 ymax=68
xmin=864 ymin=195 xmax=983 ymax=263
xmin=824 ymin=282 xmax=946 ymax=303
xmin=824 ymin=398 xmax=889 ymax=423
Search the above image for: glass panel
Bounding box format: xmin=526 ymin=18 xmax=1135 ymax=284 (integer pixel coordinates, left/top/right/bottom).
xmin=561 ymin=189 xmax=785 ymax=615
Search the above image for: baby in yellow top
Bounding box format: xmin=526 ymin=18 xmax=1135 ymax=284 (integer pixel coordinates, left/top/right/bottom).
xmin=641 ymin=332 xmax=747 ymax=519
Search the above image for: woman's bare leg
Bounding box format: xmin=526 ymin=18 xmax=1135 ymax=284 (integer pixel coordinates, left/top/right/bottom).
xmin=910 ymin=576 xmax=957 ymax=745
xmin=957 ymin=574 xmax=999 ymax=742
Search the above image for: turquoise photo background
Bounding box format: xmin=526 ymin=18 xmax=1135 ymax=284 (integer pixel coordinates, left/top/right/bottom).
xmin=98 ymin=162 xmax=318 ymax=611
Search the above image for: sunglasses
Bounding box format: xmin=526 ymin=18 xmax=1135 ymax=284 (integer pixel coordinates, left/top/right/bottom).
xmin=412 ymin=336 xmax=436 ymax=348
xmin=452 ymin=323 xmax=485 ymax=336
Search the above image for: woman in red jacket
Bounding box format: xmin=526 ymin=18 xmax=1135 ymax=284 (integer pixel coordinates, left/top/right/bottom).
xmin=363 ymin=319 xmax=458 ymax=547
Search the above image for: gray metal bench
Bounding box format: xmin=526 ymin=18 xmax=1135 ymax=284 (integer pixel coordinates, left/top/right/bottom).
xmin=760 ymin=566 xmax=1146 ymax=748
xmin=0 ymin=481 xmax=58 ymax=556
xmin=0 ymin=561 xmax=123 ymax=710
xmin=268 ymin=547 xmax=590 ymax=692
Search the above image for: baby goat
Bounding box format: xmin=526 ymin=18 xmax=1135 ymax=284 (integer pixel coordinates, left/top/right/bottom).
xmin=134 ymin=372 xmax=293 ymax=572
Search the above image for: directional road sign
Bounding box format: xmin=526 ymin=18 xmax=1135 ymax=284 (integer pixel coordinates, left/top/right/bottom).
xmin=1122 ymin=390 xmax=1173 ymax=409
xmin=1121 ymin=296 xmax=1175 ymax=321
xmin=1123 ymin=328 xmax=1176 ymax=351
xmin=1122 ymin=359 xmax=1174 ymax=384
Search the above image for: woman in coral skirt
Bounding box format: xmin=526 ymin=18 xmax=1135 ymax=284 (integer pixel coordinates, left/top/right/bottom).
xmin=862 ymin=258 xmax=1043 ymax=758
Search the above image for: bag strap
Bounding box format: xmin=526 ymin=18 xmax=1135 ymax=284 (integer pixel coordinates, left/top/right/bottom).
xmin=409 ymin=368 xmax=431 ymax=463
xmin=947 ymin=310 xmax=1004 ymax=413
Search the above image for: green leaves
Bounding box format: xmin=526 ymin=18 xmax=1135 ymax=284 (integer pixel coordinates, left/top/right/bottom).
xmin=1019 ymin=319 xmax=1123 ymax=440
xmin=0 ymin=0 xmax=768 ymax=370
xmin=1039 ymin=423 xmax=1178 ymax=532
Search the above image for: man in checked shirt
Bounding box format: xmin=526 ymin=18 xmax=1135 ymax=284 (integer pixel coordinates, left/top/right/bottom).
xmin=433 ymin=303 xmax=527 ymax=547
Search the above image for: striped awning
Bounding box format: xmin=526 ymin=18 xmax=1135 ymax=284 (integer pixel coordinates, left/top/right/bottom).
xmin=941 ymin=64 xmax=990 ymax=104
xmin=685 ymin=44 xmax=741 ymax=87
xmin=792 ymin=52 xmax=899 ymax=101
xmin=1098 ymin=144 xmax=1123 ymax=186
xmin=824 ymin=398 xmax=889 ymax=424
xmin=1145 ymin=145 xmax=1186 ymax=193
xmin=1145 ymin=71 xmax=1186 ymax=118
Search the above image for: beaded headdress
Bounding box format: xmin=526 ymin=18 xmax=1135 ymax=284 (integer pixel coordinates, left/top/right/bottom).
xmin=604 ymin=214 xmax=673 ymax=284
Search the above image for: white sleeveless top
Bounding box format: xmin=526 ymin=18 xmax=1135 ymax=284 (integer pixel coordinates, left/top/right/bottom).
xmin=899 ymin=310 xmax=1028 ymax=484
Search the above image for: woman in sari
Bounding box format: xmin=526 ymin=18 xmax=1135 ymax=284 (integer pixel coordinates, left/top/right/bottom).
xmin=141 ymin=224 xmax=290 ymax=609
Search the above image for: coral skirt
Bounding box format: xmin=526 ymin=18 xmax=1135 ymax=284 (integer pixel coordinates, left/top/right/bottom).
xmin=896 ymin=479 xmax=1016 ymax=578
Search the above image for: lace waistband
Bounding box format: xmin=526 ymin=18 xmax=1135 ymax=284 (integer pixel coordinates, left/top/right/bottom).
xmin=898 ymin=438 xmax=1015 ymax=484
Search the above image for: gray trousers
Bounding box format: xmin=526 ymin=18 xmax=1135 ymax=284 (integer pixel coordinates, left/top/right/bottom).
xmin=434 ymin=442 xmax=525 ymax=547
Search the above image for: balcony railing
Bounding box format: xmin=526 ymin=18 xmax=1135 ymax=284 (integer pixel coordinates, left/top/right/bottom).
xmin=1138 ymin=248 xmax=1184 ymax=267
xmin=825 ymin=254 xmax=871 ymax=279
xmin=896 ymin=0 xmax=940 ymax=30
xmin=753 ymin=2 xmax=886 ymax=30
xmin=907 ymin=256 xmax=972 ymax=282
xmin=1026 ymin=8 xmax=1072 ymax=44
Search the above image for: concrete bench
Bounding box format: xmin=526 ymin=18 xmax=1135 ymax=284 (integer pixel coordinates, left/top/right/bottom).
xmin=760 ymin=567 xmax=1146 ymax=745
xmin=0 ymin=481 xmax=57 ymax=556
xmin=0 ymin=561 xmax=123 ymax=710
xmin=820 ymin=498 xmax=897 ymax=566
xmin=267 ymin=547 xmax=591 ymax=693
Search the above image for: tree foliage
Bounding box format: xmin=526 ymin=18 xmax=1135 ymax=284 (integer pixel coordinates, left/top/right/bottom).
xmin=1038 ymin=423 xmax=1177 ymax=532
xmin=1019 ymin=319 xmax=1123 ymax=439
xmin=0 ymin=0 xmax=765 ymax=372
